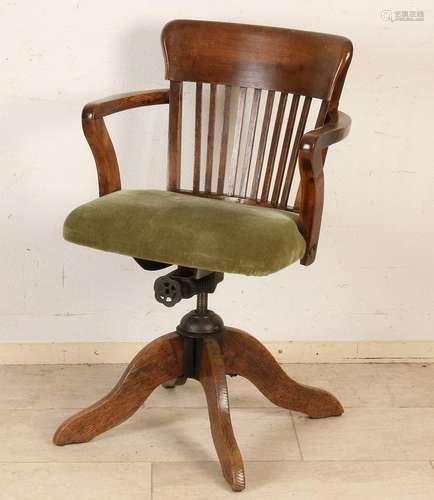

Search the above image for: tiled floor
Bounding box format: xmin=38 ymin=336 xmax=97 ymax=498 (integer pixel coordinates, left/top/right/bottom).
xmin=0 ymin=363 xmax=433 ymax=499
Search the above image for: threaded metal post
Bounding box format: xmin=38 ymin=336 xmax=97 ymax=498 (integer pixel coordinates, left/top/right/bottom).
xmin=196 ymin=292 xmax=208 ymax=315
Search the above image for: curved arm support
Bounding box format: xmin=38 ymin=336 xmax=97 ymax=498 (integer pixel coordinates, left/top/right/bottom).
xmin=300 ymin=110 xmax=351 ymax=153
xmin=82 ymin=89 xmax=170 ymax=196
xmin=298 ymin=111 xmax=351 ymax=265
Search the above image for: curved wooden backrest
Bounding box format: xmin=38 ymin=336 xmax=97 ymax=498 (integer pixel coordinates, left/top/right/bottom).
xmin=162 ymin=19 xmax=352 ymax=99
xmin=161 ymin=19 xmax=352 ymax=209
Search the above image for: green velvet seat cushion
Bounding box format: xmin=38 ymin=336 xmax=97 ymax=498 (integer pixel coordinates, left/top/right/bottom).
xmin=63 ymin=189 xmax=306 ymax=276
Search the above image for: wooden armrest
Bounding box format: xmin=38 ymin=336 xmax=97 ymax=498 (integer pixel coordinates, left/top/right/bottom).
xmin=300 ymin=111 xmax=351 ymax=153
xmin=298 ymin=110 xmax=351 ymax=266
xmin=83 ymin=89 xmax=170 ymax=119
xmin=82 ymin=89 xmax=170 ymax=196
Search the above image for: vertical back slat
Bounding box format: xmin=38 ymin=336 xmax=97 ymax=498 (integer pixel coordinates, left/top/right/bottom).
xmin=217 ymin=85 xmax=232 ymax=194
xmin=205 ymin=83 xmax=217 ymax=192
xmin=260 ymin=92 xmax=288 ymax=202
xmin=239 ymin=88 xmax=261 ymax=197
xmin=279 ymin=96 xmax=312 ymax=207
xmin=193 ymin=82 xmax=202 ymax=192
xmin=249 ymin=90 xmax=275 ymax=199
xmin=271 ymin=94 xmax=300 ymax=205
xmin=227 ymin=87 xmax=247 ymax=195
xmin=167 ymin=81 xmax=183 ymax=190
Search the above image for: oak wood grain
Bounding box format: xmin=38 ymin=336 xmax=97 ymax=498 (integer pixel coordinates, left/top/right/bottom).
xmin=193 ymin=82 xmax=202 ymax=192
xmin=227 ymin=87 xmax=247 ymax=195
xmin=198 ymin=336 xmax=245 ymax=492
xmin=217 ymin=86 xmax=232 ymax=194
xmin=298 ymin=110 xmax=351 ymax=264
xmin=249 ymin=90 xmax=275 ymax=199
xmin=63 ymin=19 xmax=353 ymax=493
xmin=205 ymin=83 xmax=217 ymax=192
xmin=82 ymin=89 xmax=169 ymax=196
xmin=53 ymin=333 xmax=183 ymax=445
xmin=271 ymin=94 xmax=300 ymax=205
xmin=167 ymin=81 xmax=183 ymax=191
xmin=239 ymin=87 xmax=261 ymax=196
xmin=83 ymin=20 xmax=352 ymax=266
xmin=279 ymin=96 xmax=312 ymax=207
xmin=260 ymin=92 xmax=288 ymax=202
xmin=223 ymin=327 xmax=344 ymax=418
xmin=162 ymin=20 xmax=352 ymax=99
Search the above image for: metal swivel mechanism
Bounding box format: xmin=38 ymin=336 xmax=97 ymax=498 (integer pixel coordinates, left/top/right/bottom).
xmin=153 ymin=267 xmax=224 ymax=379
xmin=154 ymin=267 xmax=223 ymax=307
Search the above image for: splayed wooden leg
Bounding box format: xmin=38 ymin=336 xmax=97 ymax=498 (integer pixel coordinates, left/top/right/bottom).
xmin=198 ymin=335 xmax=245 ymax=491
xmin=53 ymin=333 xmax=183 ymax=445
xmin=223 ymin=327 xmax=343 ymax=418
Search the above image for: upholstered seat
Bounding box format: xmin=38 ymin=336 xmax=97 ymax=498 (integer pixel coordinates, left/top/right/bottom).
xmin=64 ymin=189 xmax=306 ymax=276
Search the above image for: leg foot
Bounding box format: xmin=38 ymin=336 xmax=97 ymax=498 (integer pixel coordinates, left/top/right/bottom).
xmin=223 ymin=328 xmax=343 ymax=418
xmin=162 ymin=378 xmax=177 ymax=389
xmin=162 ymin=376 xmax=187 ymax=389
xmin=198 ymin=336 xmax=245 ymax=491
xmin=53 ymin=333 xmax=184 ymax=445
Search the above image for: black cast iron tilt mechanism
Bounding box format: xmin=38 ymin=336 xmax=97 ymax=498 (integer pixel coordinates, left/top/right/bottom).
xmin=153 ymin=266 xmax=224 ymax=379
xmin=154 ymin=266 xmax=223 ymax=307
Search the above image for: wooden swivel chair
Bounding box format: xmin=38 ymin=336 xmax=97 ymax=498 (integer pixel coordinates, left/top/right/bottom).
xmin=54 ymin=20 xmax=353 ymax=491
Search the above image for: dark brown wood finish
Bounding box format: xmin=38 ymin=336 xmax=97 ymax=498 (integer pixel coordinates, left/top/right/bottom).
xmin=198 ymin=336 xmax=245 ymax=491
xmin=82 ymin=89 xmax=169 ymax=196
xmin=249 ymin=90 xmax=275 ymax=199
xmin=167 ymin=81 xmax=182 ymax=190
xmin=53 ymin=333 xmax=184 ymax=445
xmin=298 ymin=110 xmax=351 ymax=264
xmin=205 ymin=83 xmax=217 ymax=192
xmin=58 ymin=20 xmax=353 ymax=491
xmin=81 ymin=20 xmax=352 ymax=265
xmin=193 ymin=82 xmax=202 ymax=192
xmin=260 ymin=92 xmax=288 ymax=202
xmin=279 ymin=96 xmax=313 ymax=207
xmin=271 ymin=94 xmax=300 ymax=205
xmin=54 ymin=322 xmax=343 ymax=490
xmin=227 ymin=86 xmax=247 ymax=195
xmin=162 ymin=20 xmax=352 ymax=99
xmin=161 ymin=20 xmax=352 ymax=264
xmin=217 ymin=85 xmax=232 ymax=194
xmin=239 ymin=87 xmax=261 ymax=196
xmin=223 ymin=328 xmax=343 ymax=417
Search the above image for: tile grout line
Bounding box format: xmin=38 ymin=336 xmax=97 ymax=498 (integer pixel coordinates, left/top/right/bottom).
xmin=7 ymin=405 xmax=434 ymax=411
xmin=375 ymin=362 xmax=398 ymax=407
xmin=150 ymin=462 xmax=154 ymax=500
xmin=0 ymin=458 xmax=434 ymax=466
xmin=290 ymin=411 xmax=304 ymax=461
xmin=1 ymin=459 xmax=433 ymax=465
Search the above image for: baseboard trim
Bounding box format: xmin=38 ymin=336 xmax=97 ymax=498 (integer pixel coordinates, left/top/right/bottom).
xmin=0 ymin=341 xmax=433 ymax=365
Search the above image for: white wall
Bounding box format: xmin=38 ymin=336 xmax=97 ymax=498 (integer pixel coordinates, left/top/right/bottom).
xmin=1 ymin=1 xmax=433 ymax=344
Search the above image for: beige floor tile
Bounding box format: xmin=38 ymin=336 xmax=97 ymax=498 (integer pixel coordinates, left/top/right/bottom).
xmin=374 ymin=363 xmax=434 ymax=407
xmin=0 ymin=462 xmax=150 ymax=500
xmin=0 ymin=365 xmax=273 ymax=410
xmin=283 ymin=364 xmax=394 ymax=408
xmin=7 ymin=363 xmax=430 ymax=412
xmin=147 ymin=375 xmax=274 ymax=408
xmin=0 ymin=365 xmax=125 ymax=409
xmin=294 ymin=408 xmax=434 ymax=461
xmin=153 ymin=461 xmax=434 ymax=500
xmin=0 ymin=407 xmax=299 ymax=463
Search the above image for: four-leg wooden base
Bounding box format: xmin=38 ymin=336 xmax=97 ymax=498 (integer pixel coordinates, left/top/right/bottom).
xmin=53 ymin=327 xmax=343 ymax=491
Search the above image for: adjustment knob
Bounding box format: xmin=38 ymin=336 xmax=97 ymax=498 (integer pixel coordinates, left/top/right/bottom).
xmin=154 ymin=276 xmax=182 ymax=307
